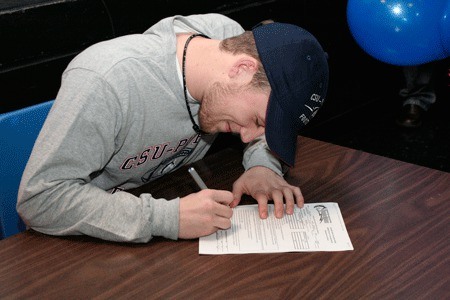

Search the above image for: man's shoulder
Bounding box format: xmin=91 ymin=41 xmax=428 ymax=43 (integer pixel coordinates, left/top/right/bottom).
xmin=65 ymin=34 xmax=165 ymax=74
xmin=181 ymin=13 xmax=244 ymax=37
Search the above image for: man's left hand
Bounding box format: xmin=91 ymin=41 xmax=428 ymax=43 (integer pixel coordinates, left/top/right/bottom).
xmin=230 ymin=166 xmax=304 ymax=219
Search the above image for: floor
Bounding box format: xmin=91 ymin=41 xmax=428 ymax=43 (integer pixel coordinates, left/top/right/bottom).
xmin=303 ymin=68 xmax=450 ymax=173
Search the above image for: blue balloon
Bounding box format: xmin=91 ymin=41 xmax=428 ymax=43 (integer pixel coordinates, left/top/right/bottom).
xmin=347 ymin=0 xmax=450 ymax=66
xmin=441 ymin=0 xmax=450 ymax=55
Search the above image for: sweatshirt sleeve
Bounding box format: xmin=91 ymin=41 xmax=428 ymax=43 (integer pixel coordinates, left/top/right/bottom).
xmin=17 ymin=69 xmax=179 ymax=243
xmin=242 ymin=135 xmax=287 ymax=176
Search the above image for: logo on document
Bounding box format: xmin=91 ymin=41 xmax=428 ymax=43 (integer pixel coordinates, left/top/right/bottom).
xmin=314 ymin=205 xmax=331 ymax=223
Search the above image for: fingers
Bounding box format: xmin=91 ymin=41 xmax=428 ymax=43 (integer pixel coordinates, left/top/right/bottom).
xmin=178 ymin=189 xmax=233 ymax=239
xmin=230 ymin=182 xmax=243 ymax=208
xmin=209 ymin=189 xmax=234 ymax=206
xmin=271 ymin=189 xmax=285 ymax=218
xmin=213 ymin=212 xmax=232 ymax=230
xmin=253 ymin=190 xmax=284 ymax=219
xmin=253 ymin=192 xmax=269 ymax=219
xmin=213 ymin=197 xmax=233 ymax=219
xmin=253 ymin=185 xmax=304 ymax=219
xmin=207 ymin=190 xmax=233 ymax=230
xmin=292 ymin=186 xmax=304 ymax=207
xmin=229 ymin=195 xmax=241 ymax=208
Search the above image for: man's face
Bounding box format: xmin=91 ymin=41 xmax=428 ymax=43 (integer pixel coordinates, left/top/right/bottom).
xmin=199 ymin=81 xmax=269 ymax=143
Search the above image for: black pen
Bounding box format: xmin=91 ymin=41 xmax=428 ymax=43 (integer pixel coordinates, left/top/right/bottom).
xmin=188 ymin=167 xmax=208 ymax=190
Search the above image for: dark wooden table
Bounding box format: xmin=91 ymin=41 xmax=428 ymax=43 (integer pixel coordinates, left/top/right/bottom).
xmin=1 ymin=137 xmax=449 ymax=299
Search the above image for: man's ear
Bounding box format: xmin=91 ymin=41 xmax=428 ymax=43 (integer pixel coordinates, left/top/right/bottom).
xmin=229 ymin=57 xmax=258 ymax=79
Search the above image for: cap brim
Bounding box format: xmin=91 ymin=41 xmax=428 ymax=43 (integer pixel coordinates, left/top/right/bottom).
xmin=253 ymin=22 xmax=329 ymax=167
xmin=265 ymin=94 xmax=298 ymax=167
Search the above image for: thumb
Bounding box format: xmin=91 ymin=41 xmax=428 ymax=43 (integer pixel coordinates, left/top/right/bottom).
xmin=230 ymin=188 xmax=243 ymax=208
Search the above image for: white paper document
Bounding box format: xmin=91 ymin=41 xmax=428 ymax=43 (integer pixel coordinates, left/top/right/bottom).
xmin=199 ymin=202 xmax=353 ymax=255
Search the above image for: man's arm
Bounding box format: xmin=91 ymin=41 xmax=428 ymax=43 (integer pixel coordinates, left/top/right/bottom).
xmin=17 ymin=69 xmax=179 ymax=242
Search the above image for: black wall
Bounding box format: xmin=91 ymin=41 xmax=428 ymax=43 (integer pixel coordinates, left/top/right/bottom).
xmin=0 ymin=0 xmax=402 ymax=121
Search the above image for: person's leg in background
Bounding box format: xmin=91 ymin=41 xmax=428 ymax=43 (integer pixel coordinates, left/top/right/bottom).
xmin=396 ymin=62 xmax=436 ymax=128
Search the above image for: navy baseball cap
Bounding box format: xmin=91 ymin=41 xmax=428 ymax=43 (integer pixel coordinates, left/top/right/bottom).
xmin=253 ymin=22 xmax=329 ymax=167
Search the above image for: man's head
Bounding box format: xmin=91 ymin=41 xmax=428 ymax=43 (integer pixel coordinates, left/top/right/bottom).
xmin=219 ymin=22 xmax=329 ymax=167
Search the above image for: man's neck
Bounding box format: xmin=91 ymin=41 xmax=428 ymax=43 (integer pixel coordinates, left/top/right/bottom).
xmin=177 ymin=34 xmax=225 ymax=101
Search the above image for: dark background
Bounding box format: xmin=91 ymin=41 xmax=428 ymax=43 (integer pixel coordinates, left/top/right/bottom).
xmin=1 ymin=0 xmax=449 ymax=172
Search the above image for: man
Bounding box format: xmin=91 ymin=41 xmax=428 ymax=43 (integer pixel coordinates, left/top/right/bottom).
xmin=17 ymin=14 xmax=329 ymax=243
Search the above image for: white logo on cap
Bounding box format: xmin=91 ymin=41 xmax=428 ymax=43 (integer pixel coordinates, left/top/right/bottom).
xmin=300 ymin=94 xmax=324 ymax=125
xmin=311 ymin=93 xmax=323 ymax=103
xmin=304 ymin=105 xmax=320 ymax=113
xmin=299 ymin=114 xmax=309 ymax=125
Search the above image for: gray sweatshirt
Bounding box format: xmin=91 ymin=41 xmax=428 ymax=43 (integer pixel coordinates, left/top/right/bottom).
xmin=17 ymin=14 xmax=283 ymax=243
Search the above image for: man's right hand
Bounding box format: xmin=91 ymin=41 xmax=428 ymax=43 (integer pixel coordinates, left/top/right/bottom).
xmin=178 ymin=189 xmax=233 ymax=239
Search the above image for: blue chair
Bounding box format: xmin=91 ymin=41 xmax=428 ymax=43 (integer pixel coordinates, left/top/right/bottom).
xmin=0 ymin=100 xmax=54 ymax=239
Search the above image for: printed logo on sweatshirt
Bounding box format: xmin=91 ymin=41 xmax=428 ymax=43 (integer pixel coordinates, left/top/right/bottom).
xmin=119 ymin=135 xmax=201 ymax=183
xmin=140 ymin=147 xmax=194 ymax=182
